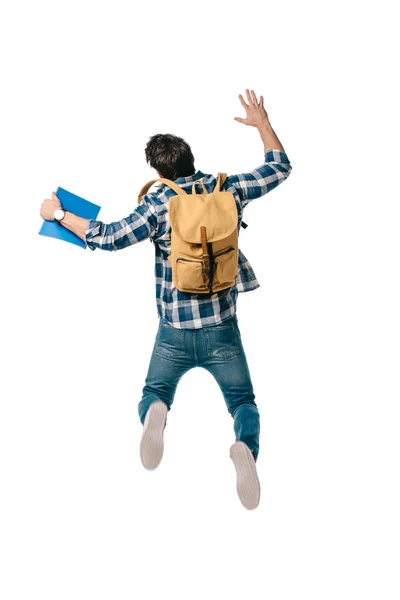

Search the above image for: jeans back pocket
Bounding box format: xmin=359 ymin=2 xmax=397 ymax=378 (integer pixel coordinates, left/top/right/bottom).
xmin=204 ymin=322 xmax=240 ymax=360
xmin=155 ymin=322 xmax=186 ymax=358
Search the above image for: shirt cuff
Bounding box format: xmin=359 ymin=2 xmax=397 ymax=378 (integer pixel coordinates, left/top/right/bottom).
xmin=85 ymin=219 xmax=102 ymax=251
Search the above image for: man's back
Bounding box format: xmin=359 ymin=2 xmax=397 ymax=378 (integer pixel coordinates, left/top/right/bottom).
xmin=85 ymin=148 xmax=292 ymax=328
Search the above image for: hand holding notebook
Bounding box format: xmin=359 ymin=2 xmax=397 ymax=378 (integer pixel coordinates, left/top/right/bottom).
xmin=39 ymin=187 xmax=101 ymax=249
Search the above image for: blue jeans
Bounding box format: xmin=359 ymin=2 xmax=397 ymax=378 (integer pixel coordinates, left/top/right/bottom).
xmin=138 ymin=314 xmax=260 ymax=460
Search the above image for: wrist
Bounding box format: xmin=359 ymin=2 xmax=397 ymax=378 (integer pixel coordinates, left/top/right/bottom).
xmin=53 ymin=207 xmax=66 ymax=224
xmin=60 ymin=209 xmax=68 ymax=226
xmin=257 ymin=120 xmax=273 ymax=133
xmin=257 ymin=120 xmax=285 ymax=153
xmin=56 ymin=209 xmax=91 ymax=243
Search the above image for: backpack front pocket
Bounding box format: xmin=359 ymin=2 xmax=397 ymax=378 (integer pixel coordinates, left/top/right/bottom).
xmin=213 ymin=247 xmax=237 ymax=287
xmin=176 ymin=257 xmax=209 ymax=291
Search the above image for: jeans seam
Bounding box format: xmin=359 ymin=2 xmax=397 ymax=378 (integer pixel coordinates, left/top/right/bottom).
xmin=207 ymin=352 xmax=240 ymax=362
xmin=153 ymin=351 xmax=186 ymax=361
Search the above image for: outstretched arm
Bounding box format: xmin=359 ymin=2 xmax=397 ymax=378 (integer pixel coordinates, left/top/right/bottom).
xmin=227 ymin=89 xmax=292 ymax=208
xmin=40 ymin=192 xmax=158 ymax=251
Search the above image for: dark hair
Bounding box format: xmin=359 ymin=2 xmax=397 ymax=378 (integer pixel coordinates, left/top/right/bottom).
xmin=145 ymin=133 xmax=195 ymax=180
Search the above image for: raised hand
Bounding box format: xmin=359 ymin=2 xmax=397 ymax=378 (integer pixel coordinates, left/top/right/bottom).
xmin=234 ymin=89 xmax=270 ymax=128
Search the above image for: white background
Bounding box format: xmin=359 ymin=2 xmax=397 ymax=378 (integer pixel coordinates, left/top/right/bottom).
xmin=1 ymin=0 xmax=399 ymax=598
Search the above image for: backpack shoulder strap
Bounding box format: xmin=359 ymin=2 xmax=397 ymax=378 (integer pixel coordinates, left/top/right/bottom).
xmin=137 ymin=178 xmax=188 ymax=204
xmin=215 ymin=172 xmax=248 ymax=229
xmin=214 ymin=172 xmax=228 ymax=192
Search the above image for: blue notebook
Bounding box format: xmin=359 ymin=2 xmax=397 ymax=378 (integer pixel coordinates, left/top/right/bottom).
xmin=39 ymin=187 xmax=102 ymax=249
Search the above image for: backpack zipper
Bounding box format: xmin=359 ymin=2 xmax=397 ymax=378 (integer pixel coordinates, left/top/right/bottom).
xmin=214 ymin=246 xmax=234 ymax=258
xmin=177 ymin=257 xmax=205 ymax=270
xmin=207 ymin=242 xmax=214 ymax=294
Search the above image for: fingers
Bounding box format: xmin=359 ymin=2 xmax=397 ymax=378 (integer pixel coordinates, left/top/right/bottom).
xmin=250 ymin=90 xmax=258 ymax=104
xmin=260 ymin=95 xmax=264 ymax=108
xmin=234 ymin=117 xmax=246 ymax=124
xmin=238 ymin=94 xmax=248 ymax=110
xmin=240 ymin=89 xmax=261 ymax=108
xmin=244 ymin=88 xmax=261 ymax=105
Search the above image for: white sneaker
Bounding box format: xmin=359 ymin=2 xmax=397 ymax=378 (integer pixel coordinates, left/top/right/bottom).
xmin=140 ymin=401 xmax=168 ymax=470
xmin=230 ymin=441 xmax=261 ymax=510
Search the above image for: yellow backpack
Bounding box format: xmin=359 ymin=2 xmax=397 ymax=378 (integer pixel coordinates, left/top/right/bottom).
xmin=137 ymin=173 xmax=239 ymax=294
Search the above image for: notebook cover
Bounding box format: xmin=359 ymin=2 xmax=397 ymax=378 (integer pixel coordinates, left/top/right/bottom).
xmin=39 ymin=187 xmax=102 ymax=249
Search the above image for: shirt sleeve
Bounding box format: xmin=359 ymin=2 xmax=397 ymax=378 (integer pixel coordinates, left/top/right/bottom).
xmin=225 ymin=149 xmax=292 ymax=209
xmin=85 ymin=196 xmax=158 ymax=251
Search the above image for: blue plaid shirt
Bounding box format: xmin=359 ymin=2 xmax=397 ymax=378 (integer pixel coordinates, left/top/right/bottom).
xmin=85 ymin=149 xmax=292 ymax=328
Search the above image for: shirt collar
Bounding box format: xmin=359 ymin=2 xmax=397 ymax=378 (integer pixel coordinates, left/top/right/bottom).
xmin=173 ymin=170 xmax=206 ymax=185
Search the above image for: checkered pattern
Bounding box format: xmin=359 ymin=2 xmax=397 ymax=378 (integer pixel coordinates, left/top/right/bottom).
xmin=85 ymin=149 xmax=292 ymax=328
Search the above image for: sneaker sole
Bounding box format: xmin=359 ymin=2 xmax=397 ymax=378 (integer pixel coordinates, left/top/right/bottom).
xmin=230 ymin=441 xmax=261 ymax=510
xmin=140 ymin=401 xmax=168 ymax=470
